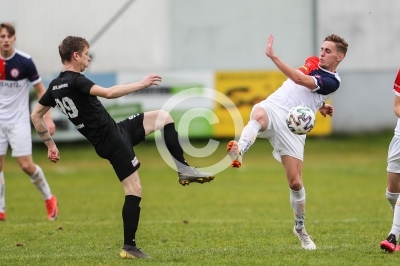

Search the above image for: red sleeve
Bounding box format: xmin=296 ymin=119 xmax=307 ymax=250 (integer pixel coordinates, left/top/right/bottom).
xmin=298 ymin=56 xmax=319 ymax=75
xmin=394 ymin=70 xmax=400 ymax=93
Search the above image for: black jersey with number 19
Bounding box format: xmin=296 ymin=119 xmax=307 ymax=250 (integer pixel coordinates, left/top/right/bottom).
xmin=39 ymin=71 xmax=119 ymax=148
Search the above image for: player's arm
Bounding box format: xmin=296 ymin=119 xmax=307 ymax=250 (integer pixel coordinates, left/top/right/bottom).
xmin=90 ymin=74 xmax=162 ymax=99
xmin=33 ymin=81 xmax=56 ymax=135
xmin=394 ymin=95 xmax=400 ymax=118
xmin=265 ymin=34 xmax=317 ymax=90
xmin=31 ymin=103 xmax=60 ymax=163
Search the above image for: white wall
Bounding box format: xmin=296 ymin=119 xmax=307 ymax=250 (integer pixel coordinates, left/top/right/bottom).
xmin=169 ymin=0 xmax=314 ymax=70
xmin=6 ymin=0 xmax=400 ymax=73
xmin=317 ymin=0 xmax=400 ymax=71
xmin=315 ymin=0 xmax=400 ymax=132
xmin=6 ymin=0 xmax=171 ymax=75
xmin=332 ymin=70 xmax=398 ymax=133
xmin=4 ymin=0 xmax=400 ymax=133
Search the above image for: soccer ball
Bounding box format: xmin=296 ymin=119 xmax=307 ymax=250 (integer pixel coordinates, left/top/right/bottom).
xmin=286 ymin=106 xmax=316 ymax=135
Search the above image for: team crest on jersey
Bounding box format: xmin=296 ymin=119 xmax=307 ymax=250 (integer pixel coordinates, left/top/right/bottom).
xmin=10 ymin=68 xmax=20 ymax=78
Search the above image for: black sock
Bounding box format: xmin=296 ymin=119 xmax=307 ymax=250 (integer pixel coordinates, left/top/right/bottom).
xmin=162 ymin=123 xmax=189 ymax=170
xmin=122 ymin=195 xmax=141 ymax=246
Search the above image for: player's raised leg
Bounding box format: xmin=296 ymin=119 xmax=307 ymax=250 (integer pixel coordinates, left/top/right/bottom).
xmin=226 ymin=140 xmax=243 ymax=168
xmin=144 ymin=110 xmax=215 ymax=186
xmin=227 ymin=107 xmax=264 ymax=168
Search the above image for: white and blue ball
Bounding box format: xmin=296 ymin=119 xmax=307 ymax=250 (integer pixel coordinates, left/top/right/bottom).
xmin=286 ymin=106 xmax=316 ymax=135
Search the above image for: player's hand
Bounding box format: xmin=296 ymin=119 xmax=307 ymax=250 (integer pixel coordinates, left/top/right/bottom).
xmin=141 ymin=74 xmax=162 ymax=88
xmin=265 ymin=34 xmax=276 ymax=59
xmin=319 ymin=104 xmax=334 ymax=117
xmin=47 ymin=146 xmax=60 ymax=163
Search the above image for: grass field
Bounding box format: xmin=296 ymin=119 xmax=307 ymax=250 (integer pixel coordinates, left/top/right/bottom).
xmin=1 ymin=132 xmax=400 ymax=265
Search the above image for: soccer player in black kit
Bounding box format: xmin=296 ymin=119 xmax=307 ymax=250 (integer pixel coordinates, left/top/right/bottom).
xmin=30 ymin=36 xmax=215 ymax=259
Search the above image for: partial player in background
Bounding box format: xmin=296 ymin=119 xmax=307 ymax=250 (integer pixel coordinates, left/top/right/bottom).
xmin=227 ymin=34 xmax=348 ymax=250
xmin=30 ymin=36 xmax=214 ymax=259
xmin=380 ymin=69 xmax=400 ymax=253
xmin=0 ymin=22 xmax=58 ymax=221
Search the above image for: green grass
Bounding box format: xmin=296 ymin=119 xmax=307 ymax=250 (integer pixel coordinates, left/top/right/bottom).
xmin=0 ymin=132 xmax=399 ymax=265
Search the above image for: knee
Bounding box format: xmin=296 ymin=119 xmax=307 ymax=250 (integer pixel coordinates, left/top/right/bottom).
xmin=125 ymin=184 xmax=142 ymax=197
xmin=158 ymin=110 xmax=173 ymax=124
xmin=251 ymin=109 xmax=268 ymax=130
xmin=134 ymin=185 xmax=142 ymax=197
xmin=19 ymin=162 xmax=35 ymax=175
xmin=122 ymin=176 xmax=143 ymax=197
xmin=288 ymin=178 xmax=303 ymax=191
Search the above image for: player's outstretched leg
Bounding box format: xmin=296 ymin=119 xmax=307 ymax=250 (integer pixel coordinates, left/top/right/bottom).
xmin=380 ymin=234 xmax=397 ymax=252
xmin=160 ymin=123 xmax=215 ymax=186
xmin=178 ymin=166 xmax=215 ymax=186
xmin=226 ymin=140 xmax=243 ymax=168
xmin=293 ymin=226 xmax=316 ymax=250
xmin=120 ymin=245 xmax=148 ymax=259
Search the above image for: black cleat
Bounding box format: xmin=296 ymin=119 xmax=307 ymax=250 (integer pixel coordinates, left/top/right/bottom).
xmin=120 ymin=245 xmax=148 ymax=259
xmin=178 ymin=166 xmax=215 ymax=186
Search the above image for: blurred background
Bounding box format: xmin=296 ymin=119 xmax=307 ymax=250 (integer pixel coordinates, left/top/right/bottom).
xmin=2 ymin=0 xmax=399 ymax=140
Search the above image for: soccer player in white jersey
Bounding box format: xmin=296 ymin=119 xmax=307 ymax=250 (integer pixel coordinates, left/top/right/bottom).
xmin=227 ymin=34 xmax=348 ymax=250
xmin=380 ymin=69 xmax=400 ymax=252
xmin=0 ymin=22 xmax=58 ymax=221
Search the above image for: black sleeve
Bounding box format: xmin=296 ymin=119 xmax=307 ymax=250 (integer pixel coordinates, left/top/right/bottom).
xmin=75 ymin=74 xmax=95 ymax=95
xmin=38 ymin=85 xmax=56 ymax=107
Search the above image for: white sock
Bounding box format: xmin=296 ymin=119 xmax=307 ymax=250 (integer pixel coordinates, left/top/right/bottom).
xmin=290 ymin=187 xmax=306 ymax=230
xmin=238 ymin=120 xmax=261 ymax=153
xmin=0 ymin=171 xmax=4 ymax=213
xmin=386 ymin=189 xmax=399 ymax=211
xmin=390 ymin=194 xmax=400 ymax=241
xmin=31 ymin=165 xmax=52 ymax=200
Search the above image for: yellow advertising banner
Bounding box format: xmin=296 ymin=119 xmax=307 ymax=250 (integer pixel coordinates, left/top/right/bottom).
xmin=214 ymin=70 xmax=332 ymax=137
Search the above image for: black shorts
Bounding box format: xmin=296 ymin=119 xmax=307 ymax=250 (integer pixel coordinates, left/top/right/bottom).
xmin=96 ymin=113 xmax=146 ymax=181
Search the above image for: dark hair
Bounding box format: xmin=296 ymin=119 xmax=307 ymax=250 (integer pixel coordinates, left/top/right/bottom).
xmin=0 ymin=22 xmax=16 ymax=36
xmin=58 ymin=36 xmax=90 ymax=63
xmin=324 ymin=34 xmax=348 ymax=55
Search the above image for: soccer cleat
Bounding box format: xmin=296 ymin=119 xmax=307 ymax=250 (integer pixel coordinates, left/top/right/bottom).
xmin=226 ymin=140 xmax=243 ymax=168
xmin=380 ymin=234 xmax=397 ymax=252
xmin=45 ymin=195 xmax=58 ymax=221
xmin=293 ymin=226 xmax=316 ymax=250
xmin=120 ymin=245 xmax=148 ymax=259
xmin=395 ymin=245 xmax=400 ymax=252
xmin=178 ymin=166 xmax=215 ymax=186
xmin=0 ymin=212 xmax=5 ymax=221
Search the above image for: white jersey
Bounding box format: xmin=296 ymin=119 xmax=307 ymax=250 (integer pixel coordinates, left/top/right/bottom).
xmin=0 ymin=49 xmax=41 ymax=124
xmin=266 ymin=67 xmax=341 ymax=114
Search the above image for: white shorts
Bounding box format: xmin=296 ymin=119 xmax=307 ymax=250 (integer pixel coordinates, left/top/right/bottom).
xmin=0 ymin=123 xmax=32 ymax=157
xmin=387 ymin=136 xmax=400 ymax=173
xmin=251 ymin=100 xmax=306 ymax=162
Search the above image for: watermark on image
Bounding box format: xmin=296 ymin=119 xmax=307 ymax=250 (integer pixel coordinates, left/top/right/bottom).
xmin=154 ymin=87 xmax=244 ymax=175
